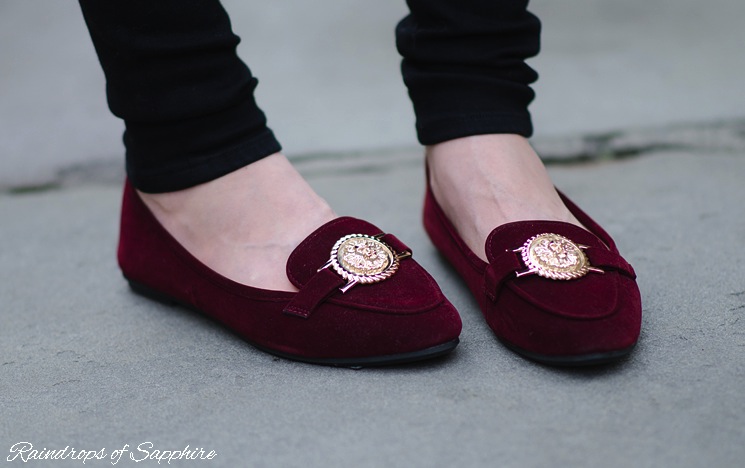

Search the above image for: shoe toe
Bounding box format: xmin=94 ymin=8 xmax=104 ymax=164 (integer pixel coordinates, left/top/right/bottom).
xmin=485 ymin=221 xmax=641 ymax=361
xmin=280 ymin=217 xmax=463 ymax=361
xmin=119 ymin=181 xmax=461 ymax=367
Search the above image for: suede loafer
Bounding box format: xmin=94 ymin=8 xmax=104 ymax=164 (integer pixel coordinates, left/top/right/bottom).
xmin=423 ymin=183 xmax=641 ymax=366
xmin=118 ymin=180 xmax=462 ymax=367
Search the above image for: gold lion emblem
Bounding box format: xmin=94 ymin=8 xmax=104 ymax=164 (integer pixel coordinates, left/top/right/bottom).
xmin=514 ymin=233 xmax=602 ymax=280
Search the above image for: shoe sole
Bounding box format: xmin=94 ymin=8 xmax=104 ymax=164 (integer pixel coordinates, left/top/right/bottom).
xmin=500 ymin=339 xmax=636 ymax=366
xmin=127 ymin=279 xmax=459 ymax=369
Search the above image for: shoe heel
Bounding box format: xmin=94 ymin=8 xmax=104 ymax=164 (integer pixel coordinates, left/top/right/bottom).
xmin=127 ymin=279 xmax=180 ymax=307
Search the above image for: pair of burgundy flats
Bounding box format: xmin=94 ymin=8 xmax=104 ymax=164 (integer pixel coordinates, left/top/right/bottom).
xmin=118 ymin=174 xmax=641 ymax=367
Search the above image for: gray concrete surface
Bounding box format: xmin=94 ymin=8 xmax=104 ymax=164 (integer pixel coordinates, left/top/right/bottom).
xmin=2 ymin=146 xmax=745 ymax=468
xmin=2 ymin=1 xmax=745 ymax=467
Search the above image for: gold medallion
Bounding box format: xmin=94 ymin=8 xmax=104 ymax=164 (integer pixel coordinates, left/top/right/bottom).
xmin=321 ymin=234 xmax=407 ymax=293
xmin=513 ymin=233 xmax=601 ymax=280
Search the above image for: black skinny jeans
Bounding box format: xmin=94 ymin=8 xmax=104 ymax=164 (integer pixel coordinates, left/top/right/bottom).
xmin=79 ymin=0 xmax=540 ymax=193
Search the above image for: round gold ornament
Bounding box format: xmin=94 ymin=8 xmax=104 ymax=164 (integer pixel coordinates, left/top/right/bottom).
xmin=323 ymin=234 xmax=403 ymax=292
xmin=514 ymin=233 xmax=596 ymax=280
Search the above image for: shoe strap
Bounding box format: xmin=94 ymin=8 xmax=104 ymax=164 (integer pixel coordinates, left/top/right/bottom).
xmin=483 ymin=247 xmax=636 ymax=302
xmin=483 ymin=251 xmax=523 ymax=302
xmin=283 ymin=232 xmax=411 ymax=319
xmin=283 ymin=267 xmax=345 ymax=319
xmin=378 ymin=233 xmax=411 ymax=256
xmin=584 ymin=247 xmax=636 ymax=279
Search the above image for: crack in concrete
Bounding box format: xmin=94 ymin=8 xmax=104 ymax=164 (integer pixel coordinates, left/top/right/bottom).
xmin=534 ymin=118 xmax=745 ymax=164
xmin=3 ymin=118 xmax=744 ymax=195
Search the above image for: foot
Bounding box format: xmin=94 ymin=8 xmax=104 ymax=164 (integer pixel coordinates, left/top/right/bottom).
xmin=426 ymin=134 xmax=584 ymax=262
xmin=138 ymin=153 xmax=336 ymax=292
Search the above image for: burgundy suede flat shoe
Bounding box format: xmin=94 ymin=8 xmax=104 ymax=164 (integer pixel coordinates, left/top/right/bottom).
xmin=118 ymin=180 xmax=461 ymax=367
xmin=423 ymin=183 xmax=641 ymax=366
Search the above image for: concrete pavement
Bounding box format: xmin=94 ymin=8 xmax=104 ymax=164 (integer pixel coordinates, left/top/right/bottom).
xmin=2 ymin=1 xmax=745 ymax=467
xmin=2 ymin=143 xmax=744 ymax=467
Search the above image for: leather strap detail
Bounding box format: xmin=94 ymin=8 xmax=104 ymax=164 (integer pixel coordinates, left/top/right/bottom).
xmin=379 ymin=233 xmax=411 ymax=256
xmin=483 ymin=250 xmax=523 ymax=302
xmin=283 ymin=267 xmax=345 ymax=319
xmin=584 ymin=247 xmax=637 ymax=279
